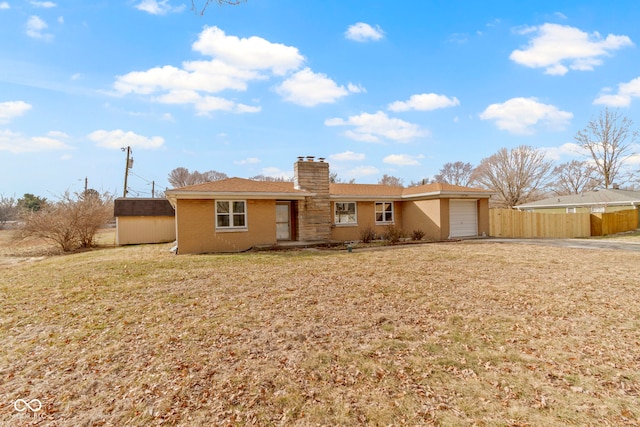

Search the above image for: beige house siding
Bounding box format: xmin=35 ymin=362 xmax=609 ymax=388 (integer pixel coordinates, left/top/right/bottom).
xmin=403 ymin=199 xmax=444 ymax=241
xmin=330 ymin=201 xmax=404 ymax=241
xmin=176 ymin=199 xmax=277 ymax=254
xmin=116 ymin=216 xmax=176 ymax=245
xmin=477 ymin=198 xmax=490 ymax=237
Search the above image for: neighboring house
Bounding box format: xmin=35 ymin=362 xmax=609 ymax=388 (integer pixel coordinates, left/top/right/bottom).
xmin=516 ymin=189 xmax=640 ymax=214
xmin=165 ymin=156 xmax=493 ymax=254
xmin=114 ymin=198 xmax=176 ymax=245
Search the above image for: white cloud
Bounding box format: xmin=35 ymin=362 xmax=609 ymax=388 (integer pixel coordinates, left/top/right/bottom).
xmin=345 ymin=22 xmax=384 ymax=42
xmin=0 ymin=2 xmax=10 ymax=9
xmin=383 ymin=154 xmax=424 ymax=166
xmin=480 ymin=97 xmax=573 ymax=135
xmin=594 ymin=76 xmax=640 ymax=107
xmin=388 ymin=93 xmax=460 ymax=112
xmin=325 ymin=111 xmax=428 ymax=143
xmin=510 ymin=23 xmax=633 ymax=75
xmin=0 ymin=101 xmax=32 ymax=124
xmin=0 ymin=129 xmax=72 ymax=153
xmin=192 ymin=26 xmax=304 ymax=75
xmin=134 ymin=0 xmax=185 ymax=15
xmin=114 ymin=26 xmax=307 ymax=114
xmin=47 ymin=130 xmax=69 ymax=139
xmin=26 ymin=15 xmax=52 ymax=40
xmin=347 ymin=165 xmax=379 ymax=178
xmin=89 ymin=129 xmax=164 ymax=150
xmin=276 ymin=68 xmax=349 ymax=106
xmin=234 ymin=157 xmax=260 ymax=165
xmin=261 ymin=167 xmax=292 ymax=179
xmin=329 ymin=151 xmax=366 ymax=162
xmin=540 ymin=142 xmax=586 ymax=161
xmin=30 ymin=1 xmax=56 ymax=8
xmin=347 ymin=82 xmax=366 ymax=93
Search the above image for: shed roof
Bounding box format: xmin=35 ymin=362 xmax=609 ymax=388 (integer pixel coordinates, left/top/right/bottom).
xmin=114 ymin=198 xmax=175 ymax=217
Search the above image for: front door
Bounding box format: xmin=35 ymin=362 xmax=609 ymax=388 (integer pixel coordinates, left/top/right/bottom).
xmin=276 ymin=203 xmax=291 ymax=240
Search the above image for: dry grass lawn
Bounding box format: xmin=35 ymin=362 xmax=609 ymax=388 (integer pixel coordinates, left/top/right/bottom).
xmin=1 ymin=229 xmax=639 ymax=426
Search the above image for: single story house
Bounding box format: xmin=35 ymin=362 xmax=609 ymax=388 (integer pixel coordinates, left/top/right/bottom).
xmin=165 ymin=156 xmax=493 ymax=254
xmin=516 ymin=189 xmax=640 ymax=214
xmin=114 ymin=198 xmax=176 ymax=245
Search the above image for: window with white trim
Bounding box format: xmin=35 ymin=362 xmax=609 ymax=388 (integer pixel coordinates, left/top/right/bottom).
xmin=566 ymin=207 xmax=576 ymax=213
xmin=216 ymin=200 xmax=247 ymax=229
xmin=334 ymin=202 xmax=357 ymax=224
xmin=591 ymin=206 xmax=605 ymax=213
xmin=375 ymin=202 xmax=394 ymax=223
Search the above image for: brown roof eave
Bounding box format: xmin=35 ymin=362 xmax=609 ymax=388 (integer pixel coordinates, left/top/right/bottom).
xmin=330 ymin=194 xmax=400 ymax=201
xmin=401 ymin=191 xmax=494 ymax=200
xmin=165 ymin=190 xmax=312 ymax=202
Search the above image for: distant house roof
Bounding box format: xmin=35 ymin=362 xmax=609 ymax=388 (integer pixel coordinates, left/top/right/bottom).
xmin=516 ymin=189 xmax=640 ymax=209
xmin=114 ymin=198 xmax=175 ymax=217
xmin=165 ymin=177 xmax=493 ymax=204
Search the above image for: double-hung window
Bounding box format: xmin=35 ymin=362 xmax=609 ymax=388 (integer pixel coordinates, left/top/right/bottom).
xmin=216 ymin=200 xmax=247 ymax=230
xmin=335 ymin=202 xmax=357 ymax=225
xmin=375 ymin=202 xmax=394 ymax=223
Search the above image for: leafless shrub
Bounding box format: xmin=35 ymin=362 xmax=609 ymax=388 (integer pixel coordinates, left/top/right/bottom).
xmin=383 ymin=224 xmax=405 ymax=244
xmin=15 ymin=191 xmax=114 ymax=251
xmin=359 ymin=225 xmax=376 ymax=243
xmin=411 ymin=229 xmax=426 ymax=241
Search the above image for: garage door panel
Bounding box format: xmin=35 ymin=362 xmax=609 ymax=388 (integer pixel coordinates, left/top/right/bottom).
xmin=450 ymin=200 xmax=477 ymax=238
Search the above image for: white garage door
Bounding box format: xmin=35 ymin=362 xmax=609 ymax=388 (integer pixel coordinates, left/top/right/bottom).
xmin=449 ymin=200 xmax=478 ymax=238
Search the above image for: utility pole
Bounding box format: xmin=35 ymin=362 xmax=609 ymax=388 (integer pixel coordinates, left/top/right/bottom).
xmin=121 ymin=146 xmax=132 ymax=197
xmin=151 ymin=181 xmax=155 ymax=198
xmin=84 ymin=177 xmax=88 ymax=193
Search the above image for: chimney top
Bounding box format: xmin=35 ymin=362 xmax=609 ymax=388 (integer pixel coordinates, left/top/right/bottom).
xmin=306 ymin=156 xmax=315 ymax=162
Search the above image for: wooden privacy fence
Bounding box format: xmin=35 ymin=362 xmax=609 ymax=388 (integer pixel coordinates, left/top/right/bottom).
xmin=490 ymin=209 xmax=591 ymax=238
xmin=591 ymin=209 xmax=639 ymax=236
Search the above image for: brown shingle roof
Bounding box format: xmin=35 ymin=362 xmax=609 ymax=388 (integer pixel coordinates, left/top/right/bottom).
xmin=166 ymin=178 xmax=492 ymax=200
xmin=330 ymin=183 xmax=404 ymax=198
xmin=402 ymin=182 xmax=494 ymax=196
xmin=168 ymin=177 xmax=307 ymax=194
xmin=114 ymin=198 xmax=175 ymax=217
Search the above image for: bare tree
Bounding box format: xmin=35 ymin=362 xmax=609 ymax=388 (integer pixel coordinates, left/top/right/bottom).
xmin=15 ymin=191 xmax=114 ymax=251
xmin=473 ymin=145 xmax=553 ymax=208
xmin=0 ymin=194 xmax=18 ymax=227
xmin=329 ymin=171 xmax=356 ymax=184
xmin=191 ymin=0 xmax=245 ymax=15
xmin=168 ymin=167 xmax=228 ymax=188
xmin=574 ymin=108 xmax=637 ymax=189
xmin=378 ymin=174 xmax=403 ymax=187
xmin=433 ymin=161 xmax=475 ymax=186
xmin=249 ymin=175 xmax=293 ymax=182
xmin=407 ymin=179 xmax=429 ymax=187
xmin=551 ymin=160 xmax=600 ymax=195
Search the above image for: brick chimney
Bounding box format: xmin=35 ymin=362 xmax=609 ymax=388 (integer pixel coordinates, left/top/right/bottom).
xmin=294 ymin=156 xmax=331 ymax=241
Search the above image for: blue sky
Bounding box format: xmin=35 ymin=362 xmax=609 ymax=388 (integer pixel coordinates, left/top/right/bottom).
xmin=2 ymin=0 xmax=640 ymax=198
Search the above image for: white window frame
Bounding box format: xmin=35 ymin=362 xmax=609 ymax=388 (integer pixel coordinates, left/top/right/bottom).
xmin=591 ymin=206 xmax=605 ymax=213
xmin=566 ymin=207 xmax=576 ymax=213
xmin=375 ymin=201 xmax=394 ymax=224
xmin=215 ymin=200 xmax=248 ymax=231
xmin=334 ymin=201 xmax=357 ymax=225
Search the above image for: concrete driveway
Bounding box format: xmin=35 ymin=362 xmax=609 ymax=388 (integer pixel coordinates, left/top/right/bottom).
xmin=471 ymin=237 xmax=640 ymax=252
